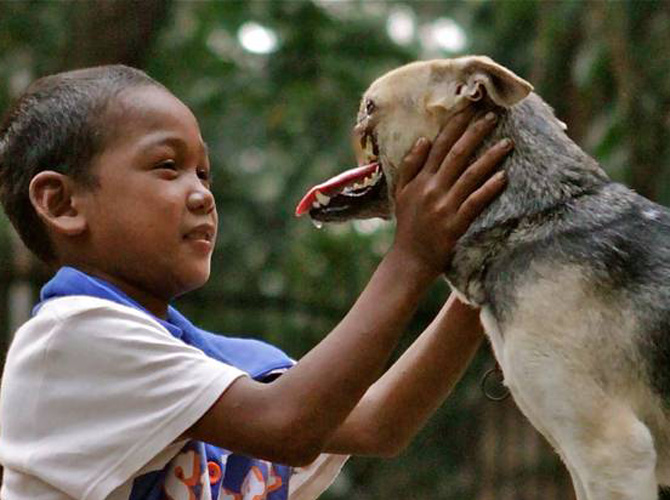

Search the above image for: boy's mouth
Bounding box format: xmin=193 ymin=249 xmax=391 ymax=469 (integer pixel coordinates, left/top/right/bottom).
xmin=184 ymin=224 xmax=215 ymax=242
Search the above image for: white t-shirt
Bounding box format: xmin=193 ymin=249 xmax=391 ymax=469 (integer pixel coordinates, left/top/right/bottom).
xmin=0 ymin=296 xmax=346 ymax=500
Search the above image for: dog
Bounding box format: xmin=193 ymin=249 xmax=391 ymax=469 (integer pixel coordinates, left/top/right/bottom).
xmin=295 ymin=56 xmax=670 ymax=500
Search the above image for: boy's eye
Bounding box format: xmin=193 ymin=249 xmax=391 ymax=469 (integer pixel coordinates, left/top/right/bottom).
xmin=156 ymin=159 xmax=177 ymax=170
xmin=197 ymin=167 xmax=211 ymax=183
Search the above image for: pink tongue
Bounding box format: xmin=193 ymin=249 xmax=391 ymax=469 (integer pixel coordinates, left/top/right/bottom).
xmin=295 ymin=162 xmax=379 ymax=216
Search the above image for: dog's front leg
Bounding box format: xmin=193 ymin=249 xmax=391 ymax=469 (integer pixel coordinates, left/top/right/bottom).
xmin=567 ymin=404 xmax=657 ymax=500
xmin=481 ymin=307 xmax=590 ymax=499
xmin=492 ymin=265 xmax=661 ymax=500
xmin=500 ymin=366 xmax=589 ymax=500
xmin=505 ymin=346 xmax=658 ymax=500
xmin=482 ymin=307 xmax=590 ymax=499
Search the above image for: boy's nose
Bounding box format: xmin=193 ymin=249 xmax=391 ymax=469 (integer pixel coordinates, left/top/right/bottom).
xmin=187 ymin=188 xmax=215 ymax=213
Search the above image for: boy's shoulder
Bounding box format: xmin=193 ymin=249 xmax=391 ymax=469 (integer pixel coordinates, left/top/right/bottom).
xmin=11 ymin=296 xmax=172 ymax=354
xmin=36 ymin=295 xmax=165 ymax=327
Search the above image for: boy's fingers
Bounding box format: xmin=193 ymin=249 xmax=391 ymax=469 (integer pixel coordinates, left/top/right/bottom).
xmin=448 ymin=138 xmax=513 ymax=207
xmin=454 ymin=170 xmax=507 ymax=232
xmin=437 ymin=112 xmax=499 ymax=187
xmin=424 ymin=107 xmax=477 ymax=173
xmin=396 ymin=137 xmax=431 ymax=192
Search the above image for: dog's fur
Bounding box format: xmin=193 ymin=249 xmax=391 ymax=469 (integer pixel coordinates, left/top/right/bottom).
xmin=306 ymin=56 xmax=670 ymax=499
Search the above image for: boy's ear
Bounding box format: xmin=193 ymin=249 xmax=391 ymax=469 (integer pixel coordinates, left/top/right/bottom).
xmin=29 ymin=171 xmax=88 ymax=236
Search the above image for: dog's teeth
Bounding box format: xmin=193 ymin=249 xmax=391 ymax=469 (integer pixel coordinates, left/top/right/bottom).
xmin=341 ymin=173 xmax=380 ymax=195
xmin=365 ymin=140 xmax=374 ymax=158
xmin=312 ymin=201 xmax=320 ymax=208
xmin=315 ymin=190 xmax=331 ymax=206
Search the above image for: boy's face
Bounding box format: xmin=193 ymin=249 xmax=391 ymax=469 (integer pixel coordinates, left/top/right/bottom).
xmin=76 ymin=85 xmax=217 ymax=308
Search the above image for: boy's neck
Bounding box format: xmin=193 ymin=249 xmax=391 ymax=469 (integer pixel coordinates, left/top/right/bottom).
xmin=63 ymin=263 xmax=170 ymax=319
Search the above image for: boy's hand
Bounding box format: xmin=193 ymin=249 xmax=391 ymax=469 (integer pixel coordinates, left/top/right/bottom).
xmin=391 ymin=110 xmax=512 ymax=276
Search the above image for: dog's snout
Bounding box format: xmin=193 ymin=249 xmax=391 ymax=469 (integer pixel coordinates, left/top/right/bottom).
xmin=354 ymin=121 xmax=366 ymax=137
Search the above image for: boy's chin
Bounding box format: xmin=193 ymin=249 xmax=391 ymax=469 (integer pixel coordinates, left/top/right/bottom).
xmin=175 ymin=265 xmax=212 ymax=297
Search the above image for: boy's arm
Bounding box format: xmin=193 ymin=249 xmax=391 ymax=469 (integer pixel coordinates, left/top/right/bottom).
xmin=185 ymin=111 xmax=510 ymax=467
xmin=323 ymin=293 xmax=484 ymax=456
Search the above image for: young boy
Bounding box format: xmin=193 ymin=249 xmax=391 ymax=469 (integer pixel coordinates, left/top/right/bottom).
xmin=0 ymin=65 xmax=510 ymax=500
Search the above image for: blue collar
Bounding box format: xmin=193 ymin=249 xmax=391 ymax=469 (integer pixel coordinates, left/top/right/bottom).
xmin=37 ymin=267 xmax=294 ymax=379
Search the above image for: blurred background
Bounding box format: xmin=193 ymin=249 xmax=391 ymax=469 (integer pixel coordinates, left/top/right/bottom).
xmin=1 ymin=0 xmax=669 ymax=498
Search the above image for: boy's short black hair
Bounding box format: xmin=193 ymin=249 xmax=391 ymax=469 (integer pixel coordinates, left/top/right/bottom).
xmin=0 ymin=64 xmax=164 ymax=263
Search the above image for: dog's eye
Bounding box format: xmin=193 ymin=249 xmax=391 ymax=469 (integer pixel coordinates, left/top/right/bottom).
xmin=365 ymin=99 xmax=376 ymax=115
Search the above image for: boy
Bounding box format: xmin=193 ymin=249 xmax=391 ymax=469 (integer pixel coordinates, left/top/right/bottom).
xmin=0 ymin=65 xmax=510 ymax=499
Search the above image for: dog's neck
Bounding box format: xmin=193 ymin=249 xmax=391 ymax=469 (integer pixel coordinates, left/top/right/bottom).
xmin=445 ymin=94 xmax=611 ymax=305
xmin=471 ymin=94 xmax=610 ymax=233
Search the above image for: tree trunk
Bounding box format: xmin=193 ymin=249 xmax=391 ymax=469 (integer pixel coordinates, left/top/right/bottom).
xmin=64 ymin=0 xmax=171 ymax=70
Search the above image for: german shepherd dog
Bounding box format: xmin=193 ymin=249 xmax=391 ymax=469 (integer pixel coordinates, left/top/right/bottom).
xmin=296 ymin=56 xmax=670 ymax=500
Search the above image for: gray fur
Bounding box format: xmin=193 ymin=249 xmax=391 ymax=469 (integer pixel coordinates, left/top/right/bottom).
xmin=445 ymin=93 xmax=670 ymax=403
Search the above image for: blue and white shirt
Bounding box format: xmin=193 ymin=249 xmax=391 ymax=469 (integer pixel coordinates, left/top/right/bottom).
xmin=0 ymin=267 xmax=347 ymax=500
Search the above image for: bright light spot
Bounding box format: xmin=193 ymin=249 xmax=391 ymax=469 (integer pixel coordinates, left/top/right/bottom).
xmin=238 ymin=22 xmax=278 ymax=54
xmin=9 ymin=68 xmax=32 ymax=98
xmin=260 ymin=270 xmax=285 ymax=297
xmin=353 ymin=219 xmax=386 ymax=235
xmin=433 ymin=19 xmax=467 ymax=52
xmin=386 ymin=6 xmax=415 ymax=46
xmin=312 ymin=0 xmax=353 ymax=18
xmin=238 ymin=148 xmax=265 ymax=173
xmin=420 ymin=18 xmax=467 ymax=54
xmin=207 ymin=28 xmax=235 ymax=59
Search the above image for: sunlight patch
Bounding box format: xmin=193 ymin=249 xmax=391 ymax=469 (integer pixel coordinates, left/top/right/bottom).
xmin=420 ymin=18 xmax=467 ymax=54
xmin=238 ymin=22 xmax=278 ymax=54
xmin=387 ymin=6 xmax=416 ymax=46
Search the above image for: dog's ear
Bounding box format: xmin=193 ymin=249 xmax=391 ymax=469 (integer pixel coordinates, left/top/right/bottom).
xmin=457 ymin=56 xmax=533 ymax=107
xmin=426 ymin=56 xmax=533 ymax=111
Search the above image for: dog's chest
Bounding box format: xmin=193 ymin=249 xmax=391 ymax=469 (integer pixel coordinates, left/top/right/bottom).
xmin=462 ymin=263 xmax=610 ymax=387
xmin=479 ymin=305 xmax=506 ymax=366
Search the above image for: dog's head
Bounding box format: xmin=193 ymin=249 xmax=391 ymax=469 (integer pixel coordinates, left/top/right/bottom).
xmin=296 ymin=56 xmax=533 ymax=222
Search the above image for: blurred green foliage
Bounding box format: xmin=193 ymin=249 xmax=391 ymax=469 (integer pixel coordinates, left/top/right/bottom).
xmin=1 ymin=1 xmax=669 ymax=498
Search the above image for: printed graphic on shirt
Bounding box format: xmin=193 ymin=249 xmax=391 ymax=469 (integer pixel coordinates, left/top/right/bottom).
xmin=133 ymin=441 xmax=291 ymax=500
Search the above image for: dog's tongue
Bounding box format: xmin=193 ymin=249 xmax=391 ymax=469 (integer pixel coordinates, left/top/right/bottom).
xmin=295 ymin=162 xmax=379 ymax=216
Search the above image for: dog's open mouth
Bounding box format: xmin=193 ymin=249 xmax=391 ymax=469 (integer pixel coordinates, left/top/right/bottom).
xmin=295 ymin=127 xmax=391 ymax=222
